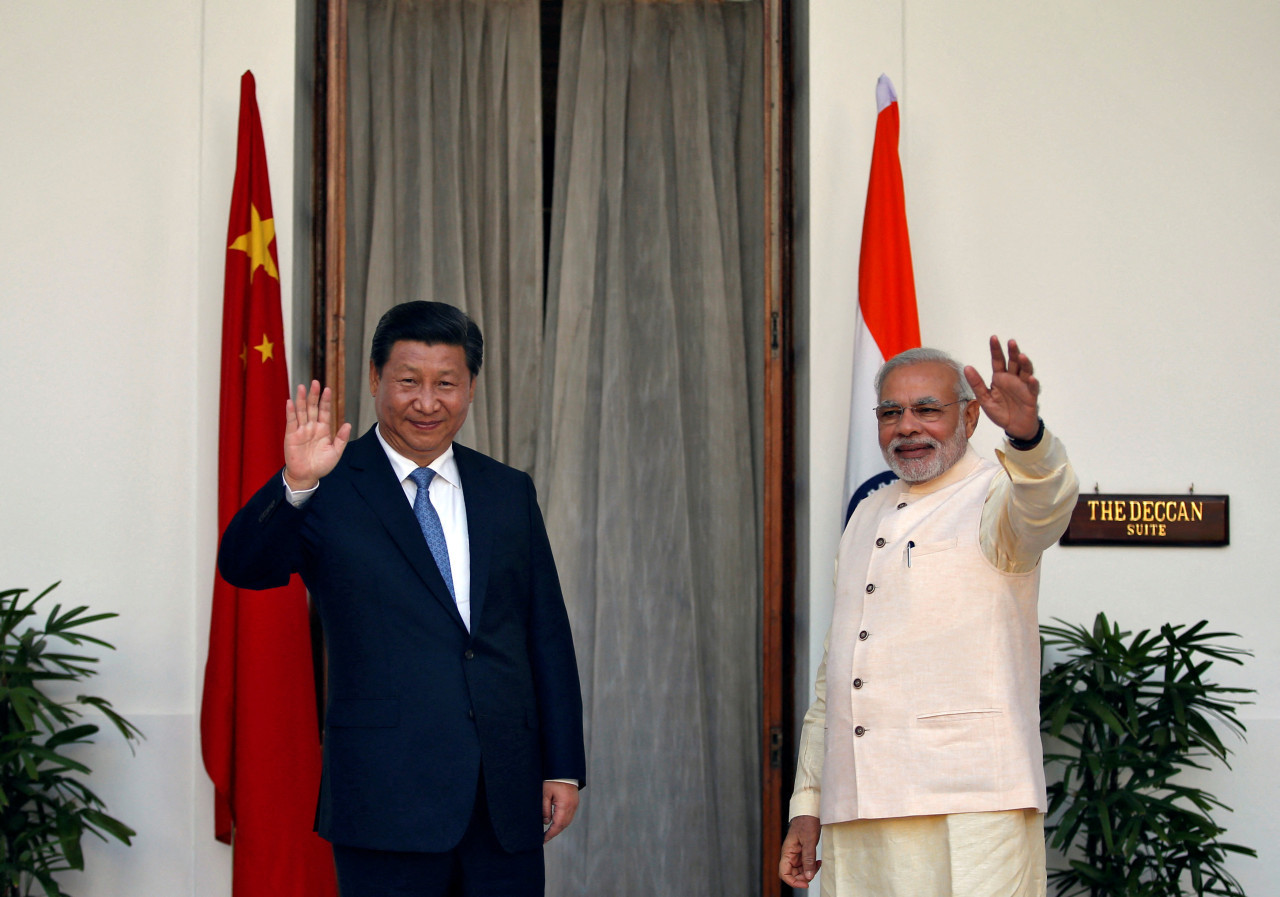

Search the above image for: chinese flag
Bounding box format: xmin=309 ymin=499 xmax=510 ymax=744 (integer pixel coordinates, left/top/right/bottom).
xmin=843 ymin=74 xmax=922 ymax=522
xmin=200 ymin=71 xmax=338 ymax=897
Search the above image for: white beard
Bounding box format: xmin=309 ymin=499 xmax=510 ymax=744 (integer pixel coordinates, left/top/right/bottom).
xmin=884 ymin=426 xmax=969 ymax=483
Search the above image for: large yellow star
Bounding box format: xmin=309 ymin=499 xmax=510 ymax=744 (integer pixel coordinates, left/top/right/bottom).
xmin=228 ymin=203 xmax=279 ymax=282
xmin=254 ymin=334 xmax=275 ymax=363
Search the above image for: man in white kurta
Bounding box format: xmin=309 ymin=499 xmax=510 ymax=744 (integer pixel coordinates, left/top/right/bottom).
xmin=780 ymin=338 xmax=1079 ymax=897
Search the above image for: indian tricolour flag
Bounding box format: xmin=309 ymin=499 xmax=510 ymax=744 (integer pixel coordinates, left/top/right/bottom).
xmin=843 ymin=74 xmax=921 ymax=524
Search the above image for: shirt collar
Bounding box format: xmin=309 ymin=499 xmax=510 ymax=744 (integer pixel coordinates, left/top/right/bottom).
xmin=904 ymin=443 xmax=982 ymax=495
xmin=374 ymin=425 xmax=460 ymax=489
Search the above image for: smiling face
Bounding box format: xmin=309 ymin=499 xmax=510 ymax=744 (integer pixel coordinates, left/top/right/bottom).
xmin=877 ymin=361 xmax=980 ymax=483
xmin=370 ymin=340 xmax=476 ymax=466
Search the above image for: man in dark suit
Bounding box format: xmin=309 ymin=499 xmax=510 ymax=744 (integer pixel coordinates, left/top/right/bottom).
xmin=218 ymin=301 xmax=585 ymax=897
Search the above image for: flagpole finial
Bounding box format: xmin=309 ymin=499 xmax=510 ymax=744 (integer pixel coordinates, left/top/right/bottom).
xmin=876 ymin=74 xmax=898 ymax=113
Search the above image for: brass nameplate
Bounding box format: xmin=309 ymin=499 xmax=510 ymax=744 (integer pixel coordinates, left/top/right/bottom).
xmin=1059 ymin=494 xmax=1229 ymax=546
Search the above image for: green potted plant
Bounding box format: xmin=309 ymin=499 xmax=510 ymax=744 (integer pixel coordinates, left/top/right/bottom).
xmin=1 ymin=583 xmax=143 ymax=897
xmin=1040 ymin=613 xmax=1256 ymax=897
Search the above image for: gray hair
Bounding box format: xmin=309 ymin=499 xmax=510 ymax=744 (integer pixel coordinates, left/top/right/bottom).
xmin=874 ymin=347 xmax=976 ymax=402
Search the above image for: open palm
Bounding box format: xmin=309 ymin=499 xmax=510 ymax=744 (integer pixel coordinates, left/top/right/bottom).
xmin=283 ymin=381 xmax=352 ymax=491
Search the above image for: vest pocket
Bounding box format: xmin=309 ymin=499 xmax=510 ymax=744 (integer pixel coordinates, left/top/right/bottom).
xmin=903 ymin=537 xmax=957 ymax=562
xmin=913 ymin=709 xmax=1001 ymax=794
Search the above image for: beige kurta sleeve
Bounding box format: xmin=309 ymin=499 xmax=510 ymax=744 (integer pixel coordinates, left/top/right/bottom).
xmin=788 ymin=630 xmax=830 ymax=820
xmin=982 ymin=427 xmax=1079 ymax=574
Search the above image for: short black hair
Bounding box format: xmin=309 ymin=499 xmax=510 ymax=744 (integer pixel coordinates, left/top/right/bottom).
xmin=369 ymin=301 xmax=483 ymax=377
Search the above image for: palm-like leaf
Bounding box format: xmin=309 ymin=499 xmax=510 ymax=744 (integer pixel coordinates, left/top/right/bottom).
xmin=1 ymin=584 xmax=142 ymax=897
xmin=1041 ymin=613 xmax=1254 ymax=897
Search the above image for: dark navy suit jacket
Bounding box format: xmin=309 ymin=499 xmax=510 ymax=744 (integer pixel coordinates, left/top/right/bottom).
xmin=217 ymin=429 xmax=586 ymax=853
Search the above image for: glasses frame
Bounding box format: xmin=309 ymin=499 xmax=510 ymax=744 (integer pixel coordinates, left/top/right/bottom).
xmin=873 ymin=399 xmax=967 ymax=427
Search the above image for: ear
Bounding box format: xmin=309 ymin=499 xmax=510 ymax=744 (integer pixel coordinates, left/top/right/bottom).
xmin=963 ymin=399 xmax=981 ymax=438
xmin=369 ymin=359 xmax=380 ymax=397
xmin=467 ymin=373 xmax=478 ymax=402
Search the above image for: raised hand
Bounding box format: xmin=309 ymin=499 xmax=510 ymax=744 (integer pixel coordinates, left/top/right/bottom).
xmin=283 ymin=381 xmax=352 ymax=492
xmin=963 ymin=336 xmax=1041 ymax=441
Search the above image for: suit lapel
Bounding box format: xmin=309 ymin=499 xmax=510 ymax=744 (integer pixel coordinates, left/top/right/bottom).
xmin=345 ymin=430 xmax=468 ymax=632
xmin=453 ymin=444 xmax=491 ymax=634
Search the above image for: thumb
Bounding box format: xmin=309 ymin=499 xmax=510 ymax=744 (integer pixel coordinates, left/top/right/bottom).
xmin=802 ymin=849 xmax=819 ymax=879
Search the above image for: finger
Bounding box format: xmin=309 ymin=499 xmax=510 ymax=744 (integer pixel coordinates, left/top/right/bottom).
xmin=332 ymin=422 xmax=353 ymax=455
xmin=543 ymin=805 xmax=569 ymax=842
xmin=989 ymin=335 xmax=1007 ymax=373
xmin=963 ymin=365 xmax=991 ymax=402
xmin=306 ymin=380 xmax=323 ymax=421
xmin=288 ymin=383 xmax=309 ymax=431
xmin=780 ymin=872 xmax=810 ymax=889
xmin=542 ymin=791 xmax=552 ymax=826
xmin=316 ymin=385 xmax=333 ymax=426
xmin=1009 ymin=341 xmax=1035 ymax=381
xmin=779 ymin=852 xmax=809 ymax=889
xmin=285 ymin=396 xmax=300 ymax=435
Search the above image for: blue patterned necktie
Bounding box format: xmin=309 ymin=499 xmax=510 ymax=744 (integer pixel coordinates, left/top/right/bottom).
xmin=409 ymin=467 xmax=455 ymax=600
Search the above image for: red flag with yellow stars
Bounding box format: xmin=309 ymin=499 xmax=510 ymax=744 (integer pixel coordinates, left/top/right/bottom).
xmin=200 ymin=70 xmax=337 ymax=897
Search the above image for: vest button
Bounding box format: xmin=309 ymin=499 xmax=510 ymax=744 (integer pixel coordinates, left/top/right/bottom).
xmin=897 ymin=502 xmax=908 ymax=510
xmin=853 ymin=678 xmax=863 ymax=689
xmin=858 ymin=630 xmax=869 ymax=641
xmin=875 ymin=538 xmax=886 ymax=547
xmin=854 ymin=725 xmax=866 ymax=737
xmin=865 ymin=583 xmax=875 ymax=594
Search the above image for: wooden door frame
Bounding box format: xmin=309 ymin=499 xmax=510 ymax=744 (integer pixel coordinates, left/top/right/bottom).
xmin=310 ymin=3 xmax=795 ymax=892
xmin=760 ymin=2 xmax=795 ymax=894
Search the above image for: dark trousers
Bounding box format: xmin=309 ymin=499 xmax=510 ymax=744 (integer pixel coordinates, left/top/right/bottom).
xmin=332 ymin=782 xmax=544 ymax=897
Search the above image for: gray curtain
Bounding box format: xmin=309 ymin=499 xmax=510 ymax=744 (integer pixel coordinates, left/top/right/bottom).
xmin=537 ymin=1 xmax=764 ymax=894
xmin=345 ymin=0 xmax=544 ymax=469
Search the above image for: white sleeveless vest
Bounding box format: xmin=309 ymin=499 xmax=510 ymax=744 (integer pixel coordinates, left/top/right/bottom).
xmin=820 ymin=456 xmax=1047 ymax=823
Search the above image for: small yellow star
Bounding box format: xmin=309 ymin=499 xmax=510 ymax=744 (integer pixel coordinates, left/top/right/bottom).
xmin=228 ymin=203 xmax=279 ymax=282
xmin=254 ymin=334 xmax=275 ymax=363
xmin=240 ymin=344 xmax=248 ymax=369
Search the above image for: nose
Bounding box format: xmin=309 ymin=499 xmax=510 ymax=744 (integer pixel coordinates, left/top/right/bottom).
xmin=894 ymin=408 xmax=922 ymax=436
xmin=412 ymin=386 xmax=441 ymax=411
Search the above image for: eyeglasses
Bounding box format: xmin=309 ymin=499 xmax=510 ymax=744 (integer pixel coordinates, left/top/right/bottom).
xmin=874 ymin=400 xmax=966 ymax=426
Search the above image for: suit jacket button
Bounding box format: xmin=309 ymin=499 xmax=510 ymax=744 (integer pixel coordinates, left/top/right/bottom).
xmin=858 ymin=630 xmax=869 ymax=640
xmin=853 ymin=678 xmax=863 ymax=689
xmin=875 ymin=538 xmax=886 ymax=547
xmin=468 ymin=709 xmax=475 ymax=719
xmin=865 ymin=583 xmax=875 ymax=594
xmin=854 ymin=725 xmax=866 ymax=736
xmin=464 ymin=649 xmax=475 ymax=660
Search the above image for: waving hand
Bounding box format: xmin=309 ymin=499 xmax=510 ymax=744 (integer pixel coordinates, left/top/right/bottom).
xmin=283 ymin=381 xmax=352 ymax=492
xmin=963 ymin=336 xmax=1041 ymax=441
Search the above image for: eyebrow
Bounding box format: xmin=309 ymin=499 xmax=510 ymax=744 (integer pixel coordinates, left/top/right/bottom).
xmin=877 ymin=396 xmax=944 ymax=408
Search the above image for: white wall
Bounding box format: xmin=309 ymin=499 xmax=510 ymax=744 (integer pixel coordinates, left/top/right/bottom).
xmin=801 ymin=1 xmax=1280 ymax=892
xmin=0 ymin=1 xmax=296 ymax=893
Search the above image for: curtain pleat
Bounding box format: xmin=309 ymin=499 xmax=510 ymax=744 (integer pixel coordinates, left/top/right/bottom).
xmin=538 ymin=2 xmax=764 ymax=894
xmin=345 ymin=0 xmax=543 ymax=471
